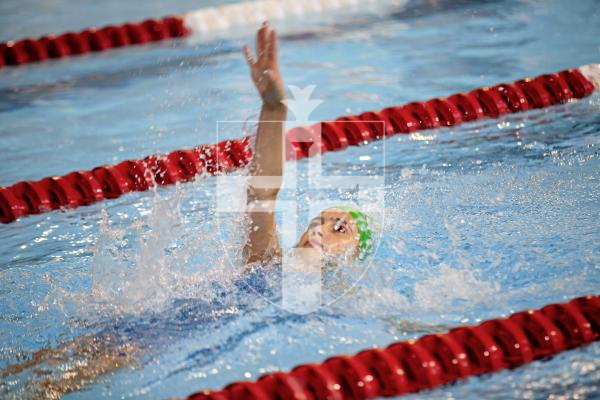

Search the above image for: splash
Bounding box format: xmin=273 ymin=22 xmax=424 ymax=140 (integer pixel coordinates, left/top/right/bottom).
xmin=413 ymin=263 xmax=500 ymax=312
xmin=37 ymin=185 xmax=244 ymax=323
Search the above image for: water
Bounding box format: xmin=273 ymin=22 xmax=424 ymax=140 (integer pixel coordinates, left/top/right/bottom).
xmin=1 ymin=0 xmax=600 ymax=398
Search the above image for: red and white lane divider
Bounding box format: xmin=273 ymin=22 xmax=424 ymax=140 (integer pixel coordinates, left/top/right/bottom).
xmin=0 ymin=64 xmax=598 ymax=223
xmin=0 ymin=0 xmax=396 ymax=68
xmin=187 ymin=295 xmax=600 ymax=400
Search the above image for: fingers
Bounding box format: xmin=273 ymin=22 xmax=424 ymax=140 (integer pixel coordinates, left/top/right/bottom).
xmin=263 ymin=29 xmax=272 ymax=63
xmin=243 ymin=44 xmax=255 ymax=66
xmin=268 ymin=29 xmax=278 ymax=66
xmin=248 ymin=22 xmax=277 ymax=67
xmin=256 ymin=21 xmax=269 ymax=60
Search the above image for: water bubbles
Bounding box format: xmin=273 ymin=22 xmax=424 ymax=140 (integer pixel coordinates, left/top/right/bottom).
xmin=497 ymin=121 xmax=510 ymax=129
xmin=189 ymin=371 xmax=208 ymax=379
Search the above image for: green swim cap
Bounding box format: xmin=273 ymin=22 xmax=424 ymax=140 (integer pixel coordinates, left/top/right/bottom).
xmin=331 ymin=206 xmax=373 ymax=260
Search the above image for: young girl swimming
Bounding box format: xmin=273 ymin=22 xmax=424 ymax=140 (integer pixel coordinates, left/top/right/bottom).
xmin=1 ymin=22 xmax=375 ymax=398
xmin=241 ymin=21 xmax=373 ymax=266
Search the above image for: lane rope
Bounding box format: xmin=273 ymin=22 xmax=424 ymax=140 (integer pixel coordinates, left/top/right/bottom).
xmin=0 ymin=64 xmax=598 ymax=223
xmin=0 ymin=0 xmax=395 ymax=68
xmin=187 ymin=295 xmax=600 ymax=400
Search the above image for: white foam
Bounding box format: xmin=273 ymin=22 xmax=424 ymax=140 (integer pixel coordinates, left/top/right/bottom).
xmin=182 ymin=0 xmax=409 ymax=36
xmin=413 ymin=263 xmax=500 ymax=312
xmin=580 ymin=64 xmax=600 ymax=89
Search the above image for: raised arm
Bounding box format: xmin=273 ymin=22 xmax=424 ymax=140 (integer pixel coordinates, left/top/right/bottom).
xmin=242 ymin=22 xmax=287 ymax=264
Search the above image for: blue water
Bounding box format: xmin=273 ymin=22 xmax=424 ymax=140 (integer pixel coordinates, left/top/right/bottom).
xmin=1 ymin=0 xmax=600 ymax=399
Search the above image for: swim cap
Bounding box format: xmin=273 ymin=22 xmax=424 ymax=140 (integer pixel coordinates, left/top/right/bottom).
xmin=329 ymin=206 xmax=373 ymax=260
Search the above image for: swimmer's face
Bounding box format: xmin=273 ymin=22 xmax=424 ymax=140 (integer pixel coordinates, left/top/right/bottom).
xmin=296 ymin=210 xmax=360 ymax=257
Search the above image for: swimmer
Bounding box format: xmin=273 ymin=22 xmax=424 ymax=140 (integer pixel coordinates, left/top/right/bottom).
xmin=242 ymin=21 xmax=373 ymax=265
xmin=1 ymin=22 xmax=374 ymax=398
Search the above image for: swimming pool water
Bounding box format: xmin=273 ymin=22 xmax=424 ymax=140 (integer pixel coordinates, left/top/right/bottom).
xmin=1 ymin=0 xmax=600 ymax=398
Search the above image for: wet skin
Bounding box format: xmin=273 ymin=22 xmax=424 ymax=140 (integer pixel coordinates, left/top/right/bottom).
xmin=296 ymin=209 xmax=360 ymax=257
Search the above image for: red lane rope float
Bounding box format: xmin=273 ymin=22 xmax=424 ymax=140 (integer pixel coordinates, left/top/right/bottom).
xmin=0 ymin=0 xmax=394 ymax=69
xmin=186 ymin=295 xmax=600 ymax=400
xmin=0 ymin=66 xmax=598 ymax=224
xmin=0 ymin=16 xmax=188 ymax=67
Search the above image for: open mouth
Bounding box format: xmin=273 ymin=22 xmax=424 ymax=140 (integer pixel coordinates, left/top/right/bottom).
xmin=307 ymin=240 xmax=323 ymax=249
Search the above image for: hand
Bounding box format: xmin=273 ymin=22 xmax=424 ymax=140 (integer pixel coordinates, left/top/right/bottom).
xmin=243 ymin=22 xmax=286 ymax=106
